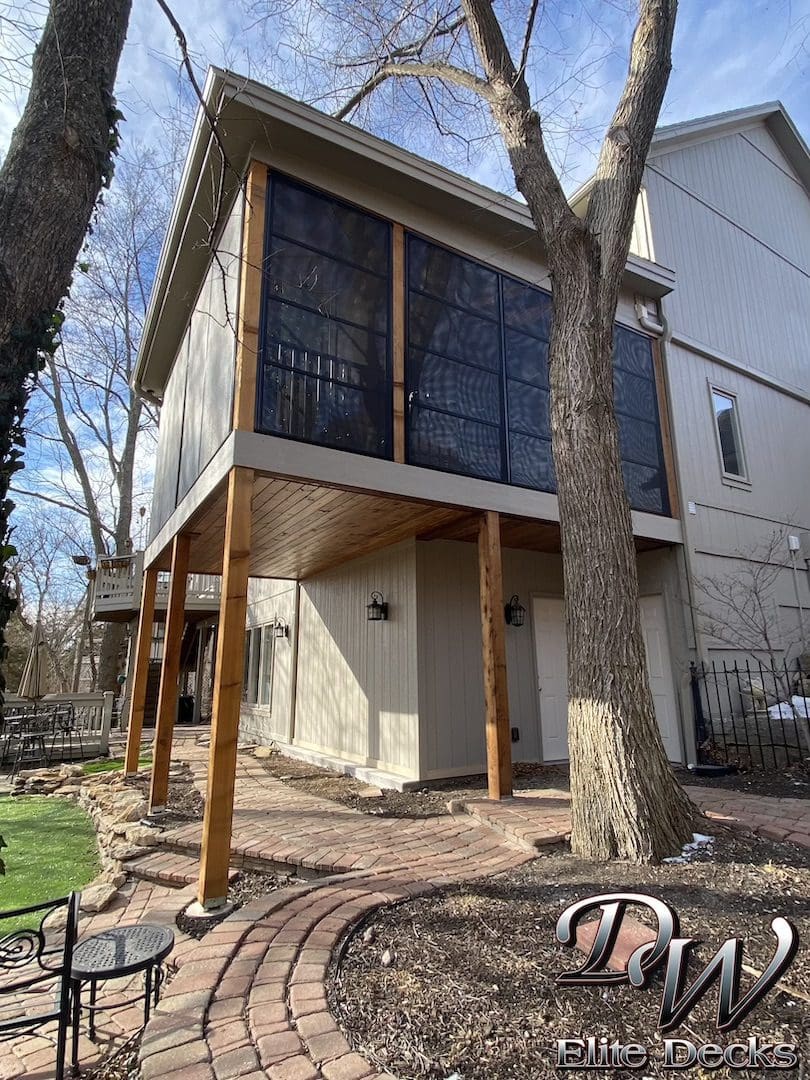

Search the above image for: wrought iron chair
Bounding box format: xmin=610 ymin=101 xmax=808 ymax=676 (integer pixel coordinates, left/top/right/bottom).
xmin=0 ymin=892 xmax=80 ymax=1080
xmin=49 ymin=705 xmax=85 ymax=763
xmin=8 ymin=713 xmax=56 ymax=779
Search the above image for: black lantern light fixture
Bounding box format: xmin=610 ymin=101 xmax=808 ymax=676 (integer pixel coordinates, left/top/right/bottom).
xmin=367 ymin=591 xmax=389 ymax=622
xmin=504 ymin=594 xmax=526 ymax=627
xmin=273 ymin=618 xmax=288 ymax=639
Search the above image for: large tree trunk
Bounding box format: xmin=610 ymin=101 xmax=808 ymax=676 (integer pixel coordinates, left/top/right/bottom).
xmin=548 ymin=239 xmax=694 ymax=860
xmin=0 ymin=0 xmax=132 ymax=703
xmin=96 ymin=622 xmax=127 ymax=693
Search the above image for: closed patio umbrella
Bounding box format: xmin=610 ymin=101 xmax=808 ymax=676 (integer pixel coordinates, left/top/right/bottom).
xmin=18 ymin=623 xmax=49 ymax=700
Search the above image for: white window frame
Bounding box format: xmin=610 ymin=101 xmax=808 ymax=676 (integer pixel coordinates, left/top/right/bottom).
xmin=258 ymin=624 xmax=275 ymax=710
xmin=243 ymin=627 xmax=261 ymax=704
xmin=708 ymin=383 xmax=749 ymax=485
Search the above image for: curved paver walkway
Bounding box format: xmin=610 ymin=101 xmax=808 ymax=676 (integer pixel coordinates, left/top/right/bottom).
xmin=135 ymin=744 xmax=810 ymax=1080
xmin=6 ymin=733 xmax=810 ymax=1080
xmin=159 ymin=749 xmax=571 ymax=875
xmin=140 ymin=853 xmax=535 ymax=1080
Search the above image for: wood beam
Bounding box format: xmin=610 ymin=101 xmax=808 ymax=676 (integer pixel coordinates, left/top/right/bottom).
xmin=124 ymin=565 xmax=158 ymax=776
xmin=477 ymin=510 xmax=512 ymax=799
xmin=392 ymin=223 xmax=406 ymax=463
xmin=232 ymin=162 xmax=268 ymax=433
xmin=198 ymin=467 xmax=254 ymax=908
xmin=652 ymin=339 xmax=680 ymax=520
xmin=148 ymin=533 xmax=190 ymax=812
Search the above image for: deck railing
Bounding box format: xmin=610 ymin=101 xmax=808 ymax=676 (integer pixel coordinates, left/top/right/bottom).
xmin=93 ymin=552 xmax=221 ymax=617
xmin=3 ymin=691 xmax=116 ymax=754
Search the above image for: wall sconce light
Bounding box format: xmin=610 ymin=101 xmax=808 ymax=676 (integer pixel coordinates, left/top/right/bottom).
xmin=367 ymin=591 xmax=389 ymax=622
xmin=273 ymin=618 xmax=288 ymax=639
xmin=504 ymin=594 xmax=526 ymax=627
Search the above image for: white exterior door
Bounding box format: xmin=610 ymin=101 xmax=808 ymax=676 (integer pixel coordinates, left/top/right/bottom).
xmin=532 ymin=593 xmax=682 ymax=763
xmin=532 ymin=596 xmax=569 ymax=761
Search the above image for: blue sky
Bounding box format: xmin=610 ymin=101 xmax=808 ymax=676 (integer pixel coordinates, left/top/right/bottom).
xmin=2 ymin=0 xmax=809 ymax=196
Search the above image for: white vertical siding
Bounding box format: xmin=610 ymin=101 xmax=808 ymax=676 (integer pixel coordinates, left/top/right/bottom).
xmin=293 ymin=541 xmax=419 ymax=776
xmin=239 ymin=577 xmax=298 ymax=744
xmin=415 ymin=540 xmax=690 ymax=777
xmin=148 ymin=193 xmax=242 ymax=538
xmin=651 ymin=130 xmax=810 ymax=273
xmin=647 ymin=120 xmax=810 ymax=663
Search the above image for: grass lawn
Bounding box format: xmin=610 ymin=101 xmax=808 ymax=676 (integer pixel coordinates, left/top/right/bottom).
xmin=0 ymin=796 xmax=99 ymax=930
xmin=82 ymin=756 xmax=150 ymax=775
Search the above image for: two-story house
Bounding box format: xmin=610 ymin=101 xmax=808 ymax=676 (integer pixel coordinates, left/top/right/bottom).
xmin=112 ymin=69 xmax=809 ymax=907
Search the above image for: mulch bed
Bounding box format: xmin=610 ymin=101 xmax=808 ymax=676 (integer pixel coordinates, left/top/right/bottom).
xmin=332 ymin=828 xmax=810 ymax=1079
xmin=256 ymin=750 xmax=570 ymax=817
xmin=257 ymin=746 xmax=810 ymax=818
xmin=176 ymin=869 xmax=299 ymax=940
xmin=122 ymin=765 xmax=206 ymax=825
xmin=679 ymin=762 xmax=810 ymax=800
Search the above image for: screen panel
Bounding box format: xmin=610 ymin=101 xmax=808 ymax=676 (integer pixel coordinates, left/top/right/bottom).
xmin=258 ymin=174 xmax=392 ymax=458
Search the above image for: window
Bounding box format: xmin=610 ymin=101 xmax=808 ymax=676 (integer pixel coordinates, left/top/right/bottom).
xmin=405 ymin=234 xmax=669 ymax=514
xmin=259 ymin=625 xmax=275 ymax=707
xmin=243 ymin=629 xmax=261 ymax=704
xmin=243 ymin=625 xmax=276 ymax=708
xmin=711 ymin=387 xmax=747 ymax=480
xmin=257 ymin=174 xmax=393 ymax=457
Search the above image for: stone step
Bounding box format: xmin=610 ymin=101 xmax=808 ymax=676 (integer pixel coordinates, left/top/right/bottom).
xmin=124 ymin=849 xmax=238 ymax=888
xmin=453 ymin=796 xmax=570 ymax=853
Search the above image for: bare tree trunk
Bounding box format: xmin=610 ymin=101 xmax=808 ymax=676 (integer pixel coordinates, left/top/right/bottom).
xmin=97 ymin=622 xmax=126 ymax=693
xmin=549 ymin=246 xmax=694 ymax=859
xmin=0 ymin=0 xmax=132 ymax=702
xmin=335 ymin=0 xmax=694 ymax=860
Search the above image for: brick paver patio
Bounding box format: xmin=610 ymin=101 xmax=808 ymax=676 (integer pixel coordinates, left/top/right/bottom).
xmin=4 ymin=732 xmax=809 ymax=1079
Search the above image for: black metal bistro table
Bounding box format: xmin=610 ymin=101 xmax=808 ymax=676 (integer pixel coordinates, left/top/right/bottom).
xmin=70 ymin=923 xmax=174 ymax=1075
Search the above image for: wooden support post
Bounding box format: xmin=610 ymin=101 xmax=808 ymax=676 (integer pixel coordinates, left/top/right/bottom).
xmin=198 ymin=468 xmax=254 ymax=908
xmin=148 ymin=534 xmax=190 ymax=812
xmin=392 ymin=223 xmax=406 ymax=463
xmin=124 ymin=565 xmax=158 ymax=776
xmin=232 ymin=162 xmax=267 ymax=433
xmin=477 ymin=510 xmax=512 ymax=799
xmin=652 ymin=340 xmax=680 ymax=519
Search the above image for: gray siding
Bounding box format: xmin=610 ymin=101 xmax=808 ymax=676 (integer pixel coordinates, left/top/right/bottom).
xmin=239 ymin=578 xmax=298 ymax=745
xmin=292 ymin=542 xmax=420 ymax=776
xmin=148 ymin=195 xmax=242 ymax=540
xmin=415 ymin=540 xmax=689 ymax=778
xmin=646 ymin=120 xmax=810 ymax=661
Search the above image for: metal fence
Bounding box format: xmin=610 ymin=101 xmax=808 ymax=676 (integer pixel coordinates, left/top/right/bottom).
xmin=691 ymin=660 xmax=810 ymax=770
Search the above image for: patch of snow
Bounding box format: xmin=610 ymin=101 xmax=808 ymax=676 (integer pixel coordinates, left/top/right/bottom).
xmin=663 ymin=832 xmax=714 ymax=864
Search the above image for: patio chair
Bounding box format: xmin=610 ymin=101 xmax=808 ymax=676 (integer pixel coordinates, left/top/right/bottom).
xmin=0 ymin=892 xmax=80 ymax=1080
xmin=49 ymin=705 xmax=85 ymax=763
xmin=8 ymin=714 xmax=55 ymax=779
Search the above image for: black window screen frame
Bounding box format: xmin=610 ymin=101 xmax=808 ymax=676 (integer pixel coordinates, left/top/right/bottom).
xmin=256 ymin=171 xmax=394 ymax=460
xmin=405 ymin=232 xmax=670 ymax=516
xmin=405 ymin=236 xmax=507 ymax=482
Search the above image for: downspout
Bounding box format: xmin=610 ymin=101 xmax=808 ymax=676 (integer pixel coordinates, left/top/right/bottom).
xmin=653 ymin=301 xmax=708 ymax=764
xmin=288 ymin=581 xmax=301 ymax=744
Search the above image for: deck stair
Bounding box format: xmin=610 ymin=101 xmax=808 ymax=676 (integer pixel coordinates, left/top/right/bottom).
xmin=124 ymin=849 xmax=239 ymax=888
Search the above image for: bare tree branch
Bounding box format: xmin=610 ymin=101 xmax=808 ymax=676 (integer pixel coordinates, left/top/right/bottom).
xmin=517 ymin=0 xmax=540 ymax=80
xmin=585 ymin=0 xmax=676 ymax=300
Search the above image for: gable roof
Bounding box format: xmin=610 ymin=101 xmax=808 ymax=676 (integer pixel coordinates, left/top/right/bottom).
xmin=650 ymin=101 xmax=810 ymax=190
xmin=570 ymin=100 xmax=810 ymax=215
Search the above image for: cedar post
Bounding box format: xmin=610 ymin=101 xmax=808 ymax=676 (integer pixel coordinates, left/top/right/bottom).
xmin=124 ymin=565 xmax=159 ymax=776
xmin=148 ymin=533 xmax=190 ymax=812
xmin=477 ymin=510 xmax=512 ymax=799
xmin=392 ymin=223 xmax=406 ymax=463
xmin=198 ymin=467 xmax=254 ymax=908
